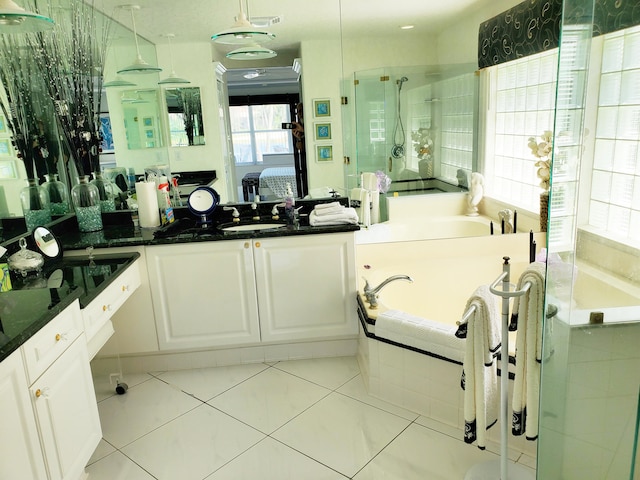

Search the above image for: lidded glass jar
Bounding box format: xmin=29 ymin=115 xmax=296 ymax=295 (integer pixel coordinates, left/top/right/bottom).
xmin=20 ymin=178 xmax=51 ymax=232
xmin=71 ymin=175 xmax=103 ymax=232
xmin=43 ymin=173 xmax=70 ymax=215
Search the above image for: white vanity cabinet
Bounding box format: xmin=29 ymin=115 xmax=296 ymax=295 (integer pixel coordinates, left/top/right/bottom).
xmin=147 ymin=240 xmax=261 ymax=350
xmin=255 ymin=233 xmax=358 ymax=342
xmin=147 ymin=232 xmax=357 ymax=351
xmin=0 ymin=300 xmax=102 ymax=480
xmin=0 ymin=353 xmax=48 ymax=479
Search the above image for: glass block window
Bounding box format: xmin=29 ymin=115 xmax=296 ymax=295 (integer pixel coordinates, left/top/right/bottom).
xmin=488 ymin=49 xmax=558 ymax=211
xmin=590 ymin=25 xmax=640 ymax=242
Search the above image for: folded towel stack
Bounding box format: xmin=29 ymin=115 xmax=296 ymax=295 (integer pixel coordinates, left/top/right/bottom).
xmin=309 ymin=203 xmax=359 ymax=226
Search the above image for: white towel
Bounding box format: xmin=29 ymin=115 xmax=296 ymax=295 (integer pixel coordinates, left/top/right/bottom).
xmin=309 ymin=207 xmax=359 ymax=226
xmin=313 ymin=203 xmax=345 ymax=216
xmin=461 ymin=285 xmax=500 ymax=449
xmin=375 ymin=310 xmax=465 ymax=363
xmin=350 ymin=187 xmax=370 ymax=227
xmin=511 ymin=262 xmax=545 ymax=441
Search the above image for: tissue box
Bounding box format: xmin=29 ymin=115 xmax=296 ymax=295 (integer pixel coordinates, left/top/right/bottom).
xmin=0 ymin=263 xmax=12 ymax=292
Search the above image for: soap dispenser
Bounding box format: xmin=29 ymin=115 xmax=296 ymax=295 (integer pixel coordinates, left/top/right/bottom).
xmin=285 ymin=183 xmax=295 ymax=225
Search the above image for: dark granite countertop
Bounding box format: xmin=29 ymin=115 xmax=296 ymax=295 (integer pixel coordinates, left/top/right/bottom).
xmin=0 ymin=252 xmax=139 ymax=363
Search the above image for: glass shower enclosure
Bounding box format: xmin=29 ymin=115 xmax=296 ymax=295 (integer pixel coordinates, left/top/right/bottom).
xmin=346 ymin=64 xmax=479 ymax=221
xmin=537 ymin=0 xmax=640 ymax=478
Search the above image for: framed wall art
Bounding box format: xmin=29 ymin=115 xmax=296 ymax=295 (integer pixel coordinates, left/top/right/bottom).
xmin=313 ymin=99 xmax=331 ymax=118
xmin=314 ymin=122 xmax=332 ymax=140
xmin=316 ymin=144 xmax=333 ymax=162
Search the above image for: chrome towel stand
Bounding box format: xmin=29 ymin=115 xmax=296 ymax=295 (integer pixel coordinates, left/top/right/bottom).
xmin=460 ymin=256 xmax=535 ymax=480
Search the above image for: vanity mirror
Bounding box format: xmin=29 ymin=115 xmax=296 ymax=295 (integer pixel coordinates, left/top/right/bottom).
xmin=120 ymin=89 xmax=164 ymax=150
xmin=165 ymin=87 xmax=205 ymax=147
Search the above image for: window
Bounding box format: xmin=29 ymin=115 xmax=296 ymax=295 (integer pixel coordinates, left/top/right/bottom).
xmin=589 ymin=26 xmax=640 ymax=242
xmin=485 ymin=49 xmax=559 ymax=212
xmin=229 ymin=103 xmax=293 ymax=165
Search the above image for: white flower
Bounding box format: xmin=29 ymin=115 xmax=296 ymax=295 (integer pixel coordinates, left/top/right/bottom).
xmin=528 ymin=130 xmax=553 ymax=191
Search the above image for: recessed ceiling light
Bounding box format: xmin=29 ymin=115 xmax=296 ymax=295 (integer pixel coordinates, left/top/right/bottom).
xmin=400 ymin=25 xmax=414 ymax=30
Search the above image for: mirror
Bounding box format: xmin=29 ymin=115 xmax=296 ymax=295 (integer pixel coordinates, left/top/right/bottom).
xmin=165 ymin=87 xmax=205 ymax=147
xmin=120 ymin=89 xmax=164 ymax=150
xmin=33 ymin=226 xmax=62 ymax=259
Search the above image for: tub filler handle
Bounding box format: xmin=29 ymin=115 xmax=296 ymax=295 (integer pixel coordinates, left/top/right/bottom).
xmin=363 ymin=275 xmax=413 ymax=308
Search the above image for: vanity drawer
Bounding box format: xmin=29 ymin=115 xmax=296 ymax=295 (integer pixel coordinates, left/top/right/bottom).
xmin=21 ymin=300 xmax=83 ymax=385
xmin=82 ymin=260 xmax=141 ymax=346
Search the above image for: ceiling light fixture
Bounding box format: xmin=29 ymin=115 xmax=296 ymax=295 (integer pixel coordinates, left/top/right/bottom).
xmin=226 ymin=44 xmax=277 ymax=61
xmin=243 ymin=69 xmax=266 ymax=79
xmin=400 ymin=25 xmax=414 ymax=30
xmin=158 ymin=33 xmax=190 ymax=85
xmin=0 ymin=0 xmax=54 ymax=33
xmin=211 ymin=0 xmax=275 ymax=45
xmin=117 ymin=5 xmax=162 ymax=75
xmin=103 ymin=76 xmax=137 ymax=88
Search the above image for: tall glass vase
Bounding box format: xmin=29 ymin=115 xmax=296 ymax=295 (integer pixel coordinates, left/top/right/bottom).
xmin=43 ymin=173 xmax=70 ymax=216
xmin=20 ymin=178 xmax=51 ymax=232
xmin=71 ymin=176 xmax=103 ymax=232
xmin=90 ymin=171 xmax=116 ymax=212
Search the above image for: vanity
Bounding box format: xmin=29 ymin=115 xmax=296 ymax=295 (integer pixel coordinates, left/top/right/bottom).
xmin=0 ymin=239 xmax=140 ymax=480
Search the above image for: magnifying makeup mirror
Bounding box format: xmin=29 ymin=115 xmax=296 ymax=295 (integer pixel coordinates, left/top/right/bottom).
xmin=187 ymin=186 xmax=220 ymax=227
xmin=33 ymin=226 xmax=62 ymax=259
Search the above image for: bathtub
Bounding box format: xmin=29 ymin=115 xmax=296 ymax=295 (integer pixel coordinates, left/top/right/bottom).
xmin=355 ymin=215 xmax=493 ymax=244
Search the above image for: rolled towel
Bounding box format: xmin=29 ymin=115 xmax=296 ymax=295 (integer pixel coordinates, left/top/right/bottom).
xmin=309 ymin=207 xmax=359 ymax=226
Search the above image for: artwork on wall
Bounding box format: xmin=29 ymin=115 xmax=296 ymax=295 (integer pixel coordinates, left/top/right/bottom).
xmin=316 ymin=144 xmax=333 ymax=162
xmin=314 ymin=122 xmax=332 ymax=140
xmin=0 ymin=114 xmax=7 ymax=134
xmin=0 ymin=139 xmax=11 ymax=156
xmin=313 ymin=99 xmax=331 ymax=117
xmin=99 ymin=113 xmax=114 ymax=153
xmin=143 ymin=117 xmax=153 ymax=127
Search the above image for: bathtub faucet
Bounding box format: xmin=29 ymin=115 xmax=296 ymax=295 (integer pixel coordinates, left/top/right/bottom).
xmin=363 ymin=275 xmax=413 ymax=308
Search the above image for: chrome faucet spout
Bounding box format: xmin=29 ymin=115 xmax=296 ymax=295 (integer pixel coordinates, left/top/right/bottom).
xmin=363 ymin=275 xmax=413 ymax=308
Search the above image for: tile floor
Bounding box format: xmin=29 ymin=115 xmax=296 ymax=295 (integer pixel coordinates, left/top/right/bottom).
xmin=87 ymin=356 xmax=536 ymax=479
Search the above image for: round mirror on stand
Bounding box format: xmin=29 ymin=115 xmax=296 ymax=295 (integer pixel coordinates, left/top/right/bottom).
xmin=33 ymin=226 xmax=63 ymax=260
xmin=187 ymin=186 xmax=220 ymax=227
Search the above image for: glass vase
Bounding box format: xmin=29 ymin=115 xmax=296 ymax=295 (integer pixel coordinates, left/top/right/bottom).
xmin=20 ymin=178 xmax=51 ymax=232
xmin=71 ymin=176 xmax=103 ymax=232
xmin=90 ymin=171 xmax=116 ymax=213
xmin=43 ymin=173 xmax=70 ymax=216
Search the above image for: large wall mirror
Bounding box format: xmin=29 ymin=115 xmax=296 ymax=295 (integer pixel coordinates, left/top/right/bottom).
xmin=165 ymin=87 xmax=205 ymax=147
xmin=120 ymin=89 xmax=164 ymax=150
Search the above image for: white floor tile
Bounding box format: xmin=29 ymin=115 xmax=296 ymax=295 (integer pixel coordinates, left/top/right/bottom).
xmin=157 ymin=363 xmax=269 ymax=401
xmin=273 ymin=356 xmax=361 ymax=390
xmin=98 ymin=377 xmax=202 ymax=448
xmin=272 ymin=392 xmax=412 ymax=478
xmin=337 ymin=374 xmax=420 ymax=421
xmin=208 ymin=367 xmax=330 ymax=434
xmin=87 ymin=439 xmax=116 ymax=466
xmin=353 ymin=423 xmax=500 ymax=480
xmin=122 ymin=404 xmax=265 ymax=480
xmin=85 ymin=451 xmax=156 ymax=480
xmin=93 ymin=373 xmax=153 ymax=403
xmin=205 ymin=437 xmax=347 ymax=480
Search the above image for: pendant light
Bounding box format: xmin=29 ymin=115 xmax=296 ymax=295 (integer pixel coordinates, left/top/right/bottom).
xmin=211 ymin=0 xmax=275 ymax=45
xmin=226 ymin=44 xmax=277 ymax=61
xmin=0 ymin=0 xmax=54 ymax=33
xmin=158 ymin=34 xmax=190 ymax=85
xmin=103 ymin=76 xmax=137 ymax=88
xmin=117 ymin=5 xmax=162 ymax=75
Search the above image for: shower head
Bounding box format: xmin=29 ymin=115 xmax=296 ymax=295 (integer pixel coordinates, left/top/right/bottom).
xmin=399 ymin=76 xmax=408 ymax=82
xmin=397 ymin=76 xmax=408 ymax=91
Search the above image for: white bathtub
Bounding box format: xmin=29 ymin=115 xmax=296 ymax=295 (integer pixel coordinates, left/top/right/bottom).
xmin=356 ymin=215 xmax=493 ymax=245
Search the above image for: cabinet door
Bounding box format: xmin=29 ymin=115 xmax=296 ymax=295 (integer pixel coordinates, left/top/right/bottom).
xmin=254 ymin=233 xmax=358 ymax=342
xmin=147 ymin=241 xmax=260 ymax=350
xmin=31 ymin=338 xmax=102 ymax=480
xmin=0 ymin=353 xmax=48 ymax=480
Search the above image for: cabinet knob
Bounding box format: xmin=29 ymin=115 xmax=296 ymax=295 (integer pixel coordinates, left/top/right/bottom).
xmin=35 ymin=388 xmax=42 ymax=398
xmin=244 ymin=242 xmax=250 ymax=249
xmin=255 ymin=242 xmax=261 ymax=248
xmin=34 ymin=388 xmax=49 ymax=399
xmin=55 ymin=333 xmax=61 ymax=342
xmin=102 ymin=304 xmax=111 ymax=312
xmin=121 ymin=284 xmax=129 ymax=292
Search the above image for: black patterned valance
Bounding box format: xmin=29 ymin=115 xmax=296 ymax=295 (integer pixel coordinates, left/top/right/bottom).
xmin=478 ymin=0 xmax=640 ymax=69
xmin=478 ymin=0 xmax=563 ymax=69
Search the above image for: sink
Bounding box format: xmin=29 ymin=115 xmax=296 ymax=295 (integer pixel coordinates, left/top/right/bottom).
xmin=219 ymin=222 xmax=287 ymax=232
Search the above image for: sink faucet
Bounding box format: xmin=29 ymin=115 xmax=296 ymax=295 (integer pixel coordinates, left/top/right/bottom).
xmin=223 ymin=206 xmax=240 ymax=222
xmin=363 ymin=275 xmax=413 ymax=308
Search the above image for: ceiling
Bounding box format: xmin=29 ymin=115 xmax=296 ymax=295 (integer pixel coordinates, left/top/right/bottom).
xmin=97 ymin=0 xmax=496 ymax=88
